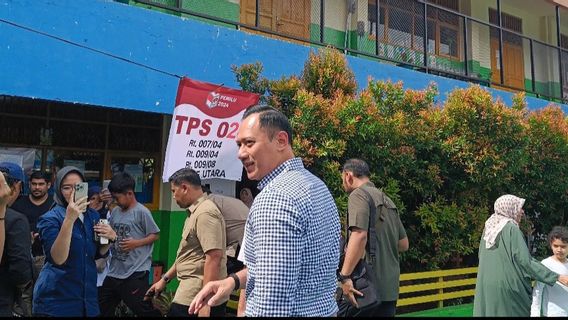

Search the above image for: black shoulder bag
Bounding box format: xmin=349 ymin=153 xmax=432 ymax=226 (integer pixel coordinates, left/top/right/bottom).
xmin=336 ymin=188 xmax=381 ymax=317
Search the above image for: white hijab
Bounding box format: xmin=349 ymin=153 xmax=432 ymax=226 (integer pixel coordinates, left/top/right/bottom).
xmin=482 ymin=194 xmax=525 ymax=249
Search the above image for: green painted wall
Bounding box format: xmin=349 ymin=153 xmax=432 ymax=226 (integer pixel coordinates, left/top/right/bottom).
xmin=180 ymin=0 xmax=239 ymax=28
xmin=130 ymin=0 xmax=182 ymax=16
xmin=151 ymin=209 xmax=187 ymax=291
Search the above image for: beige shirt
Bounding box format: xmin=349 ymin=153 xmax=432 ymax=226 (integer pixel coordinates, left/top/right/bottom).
xmin=173 ymin=195 xmax=227 ymax=306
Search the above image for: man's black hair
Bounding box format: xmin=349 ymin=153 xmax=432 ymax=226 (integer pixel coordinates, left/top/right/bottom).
xmin=168 ymin=167 xmax=202 ymax=187
xmin=30 ymin=171 xmax=50 ymax=183
xmin=342 ymin=158 xmax=370 ymax=178
xmin=108 ymin=172 xmax=136 ymax=194
xmin=242 ymin=104 xmax=293 ymax=144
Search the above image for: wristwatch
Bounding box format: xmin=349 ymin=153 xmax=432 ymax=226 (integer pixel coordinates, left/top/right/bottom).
xmin=338 ymin=272 xmax=351 ymax=283
xmin=161 ymin=274 xmax=171 ymax=283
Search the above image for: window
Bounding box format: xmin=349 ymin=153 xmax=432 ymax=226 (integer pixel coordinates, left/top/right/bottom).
xmin=368 ymin=0 xmax=460 ymax=59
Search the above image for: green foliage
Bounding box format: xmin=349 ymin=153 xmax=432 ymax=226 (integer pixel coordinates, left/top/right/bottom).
xmin=231 ymin=48 xmax=568 ymax=272
xmin=301 ymin=47 xmax=357 ymax=99
xmin=231 ymin=62 xmax=269 ymax=100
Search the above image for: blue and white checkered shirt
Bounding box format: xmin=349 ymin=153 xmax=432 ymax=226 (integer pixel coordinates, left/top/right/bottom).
xmin=243 ymin=157 xmax=341 ymax=317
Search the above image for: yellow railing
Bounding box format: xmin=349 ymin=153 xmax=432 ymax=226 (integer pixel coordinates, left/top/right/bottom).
xmin=225 ymin=267 xmax=478 ymax=313
xmin=397 ymin=267 xmax=478 ymax=308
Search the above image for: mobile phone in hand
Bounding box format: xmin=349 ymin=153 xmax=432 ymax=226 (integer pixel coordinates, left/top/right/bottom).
xmin=74 ymin=182 xmax=89 ymax=203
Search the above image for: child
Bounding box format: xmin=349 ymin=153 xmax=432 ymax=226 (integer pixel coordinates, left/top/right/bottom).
xmin=531 ymin=226 xmax=568 ymax=317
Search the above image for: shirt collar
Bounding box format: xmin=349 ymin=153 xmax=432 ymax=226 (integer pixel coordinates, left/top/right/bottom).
xmin=188 ymin=194 xmax=208 ymax=215
xmin=258 ymin=157 xmax=304 ymax=190
xmin=362 ymin=181 xmax=375 ymax=188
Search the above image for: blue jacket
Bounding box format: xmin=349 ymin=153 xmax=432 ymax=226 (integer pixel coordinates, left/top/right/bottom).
xmin=33 ymin=205 xmax=101 ymax=317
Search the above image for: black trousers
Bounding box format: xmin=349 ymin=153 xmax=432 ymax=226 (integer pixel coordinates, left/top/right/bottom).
xmin=376 ymin=300 xmax=397 ymax=317
xmin=339 ymin=300 xmax=397 ymax=317
xmin=168 ymin=302 xmax=226 ymax=317
xmin=98 ymin=271 xmax=162 ymax=317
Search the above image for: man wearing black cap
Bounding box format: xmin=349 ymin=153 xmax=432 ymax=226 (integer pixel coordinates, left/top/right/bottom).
xmin=0 ymin=162 xmax=32 ymax=317
xmin=10 ymin=170 xmax=53 ymax=317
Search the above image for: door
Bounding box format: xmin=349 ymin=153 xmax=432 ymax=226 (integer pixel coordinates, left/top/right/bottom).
xmin=490 ymin=38 xmax=525 ymax=90
xmin=489 ymin=9 xmax=525 ymax=91
xmin=240 ymin=0 xmax=310 ymax=40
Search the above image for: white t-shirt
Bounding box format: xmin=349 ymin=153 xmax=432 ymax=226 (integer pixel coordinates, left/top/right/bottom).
xmin=531 ymin=256 xmax=568 ymax=317
xmin=237 ymin=227 xmax=247 ymax=264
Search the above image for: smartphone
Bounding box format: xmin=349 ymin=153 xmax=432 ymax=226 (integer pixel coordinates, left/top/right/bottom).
xmin=102 ymin=179 xmax=111 ymax=190
xmin=98 ymin=219 xmax=109 ymax=244
xmin=74 ymin=182 xmax=89 ymax=202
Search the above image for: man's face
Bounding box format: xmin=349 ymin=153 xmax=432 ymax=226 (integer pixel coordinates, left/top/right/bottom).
xmin=236 ymin=114 xmax=281 ymax=181
xmin=112 ymin=192 xmax=132 ymax=211
xmin=29 ymin=178 xmax=50 ymax=200
xmin=341 ymin=171 xmax=353 ymax=192
xmin=170 ymin=182 xmax=198 ymax=209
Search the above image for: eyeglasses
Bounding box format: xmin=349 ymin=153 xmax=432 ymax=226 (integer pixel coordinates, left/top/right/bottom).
xmin=61 ymin=185 xmax=75 ymax=192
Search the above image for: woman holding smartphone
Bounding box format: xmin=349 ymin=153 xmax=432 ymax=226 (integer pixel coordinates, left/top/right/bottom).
xmin=32 ymin=166 xmax=117 ymax=317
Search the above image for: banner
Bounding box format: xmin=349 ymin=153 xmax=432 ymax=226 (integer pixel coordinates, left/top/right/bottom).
xmin=162 ymin=77 xmax=260 ymax=182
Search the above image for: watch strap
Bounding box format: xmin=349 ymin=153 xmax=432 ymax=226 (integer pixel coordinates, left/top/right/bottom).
xmin=161 ymin=274 xmax=171 ymax=283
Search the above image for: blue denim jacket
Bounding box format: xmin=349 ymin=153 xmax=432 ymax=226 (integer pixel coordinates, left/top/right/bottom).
xmin=33 ymin=205 xmax=101 ymax=317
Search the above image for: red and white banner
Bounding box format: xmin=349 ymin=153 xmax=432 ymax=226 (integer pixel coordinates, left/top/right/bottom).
xmin=162 ymin=77 xmax=260 ymax=182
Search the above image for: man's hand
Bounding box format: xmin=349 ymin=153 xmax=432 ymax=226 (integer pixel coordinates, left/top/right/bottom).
xmin=144 ymin=278 xmax=167 ymax=301
xmin=188 ymin=277 xmax=233 ymax=315
xmin=119 ymin=238 xmax=140 ymax=252
xmin=341 ymin=278 xmax=363 ymax=308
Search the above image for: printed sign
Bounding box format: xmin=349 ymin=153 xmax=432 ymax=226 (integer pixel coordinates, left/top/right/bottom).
xmin=163 ymin=78 xmax=260 ymax=182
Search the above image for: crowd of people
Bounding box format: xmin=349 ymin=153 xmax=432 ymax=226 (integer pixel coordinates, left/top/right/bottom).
xmin=0 ymin=104 xmax=566 ymax=317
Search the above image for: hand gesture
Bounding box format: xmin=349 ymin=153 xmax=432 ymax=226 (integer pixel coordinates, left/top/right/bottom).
xmin=119 ymin=238 xmax=139 ymax=252
xmin=0 ymin=173 xmax=11 ymax=208
xmin=93 ymin=222 xmax=117 ymax=242
xmin=188 ymin=277 xmax=233 ymax=315
xmin=66 ymin=189 xmax=88 ymax=222
xmin=144 ymin=279 xmax=167 ymax=301
xmin=341 ymin=278 xmax=363 ymax=308
xmin=100 ymin=188 xmax=113 ymax=206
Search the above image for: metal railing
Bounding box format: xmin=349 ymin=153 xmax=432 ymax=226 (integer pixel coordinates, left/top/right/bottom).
xmin=127 ymin=0 xmax=568 ymax=104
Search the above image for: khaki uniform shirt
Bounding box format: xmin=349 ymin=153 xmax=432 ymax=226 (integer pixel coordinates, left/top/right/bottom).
xmin=173 ymin=195 xmax=227 ymax=306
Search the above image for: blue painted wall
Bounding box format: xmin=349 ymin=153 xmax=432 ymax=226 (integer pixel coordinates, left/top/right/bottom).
xmin=0 ymin=0 xmax=565 ymax=113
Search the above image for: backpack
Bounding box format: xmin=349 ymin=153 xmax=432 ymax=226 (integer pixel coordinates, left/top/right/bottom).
xmin=207 ymin=193 xmax=249 ymax=274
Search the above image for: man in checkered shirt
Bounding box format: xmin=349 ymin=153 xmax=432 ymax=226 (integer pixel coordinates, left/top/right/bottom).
xmin=189 ymin=104 xmax=341 ymax=316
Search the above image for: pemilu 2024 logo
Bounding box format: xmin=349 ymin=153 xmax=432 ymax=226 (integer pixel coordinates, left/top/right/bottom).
xmin=205 ymin=91 xmax=237 ymax=109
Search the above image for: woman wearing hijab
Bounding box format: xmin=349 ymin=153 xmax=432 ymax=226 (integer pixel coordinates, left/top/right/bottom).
xmin=473 ymin=194 xmax=568 ymax=316
xmin=32 ymin=166 xmax=117 ymax=317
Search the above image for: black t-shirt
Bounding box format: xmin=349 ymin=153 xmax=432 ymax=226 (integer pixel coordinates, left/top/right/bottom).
xmin=11 ymin=195 xmax=54 ymax=256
